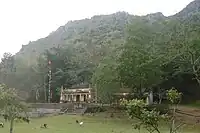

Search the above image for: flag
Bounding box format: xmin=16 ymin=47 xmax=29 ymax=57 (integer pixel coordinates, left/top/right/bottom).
xmin=48 ymin=60 xmax=51 ymax=65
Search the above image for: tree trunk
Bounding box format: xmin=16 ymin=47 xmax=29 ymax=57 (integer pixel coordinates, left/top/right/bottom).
xmin=44 ymin=88 xmax=47 ymax=102
xmin=10 ymin=118 xmax=14 ymax=133
xmin=149 ymin=91 xmax=153 ymax=105
xmin=170 ymin=105 xmax=177 ymax=133
xmin=159 ymin=95 xmax=162 ymax=104
xmin=196 ymin=78 xmax=200 ymax=87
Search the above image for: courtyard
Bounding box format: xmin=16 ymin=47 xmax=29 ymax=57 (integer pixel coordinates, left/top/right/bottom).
xmin=0 ymin=111 xmax=199 ymax=133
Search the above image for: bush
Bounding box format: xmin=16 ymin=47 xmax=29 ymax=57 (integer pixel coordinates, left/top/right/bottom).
xmin=147 ymin=104 xmax=169 ymax=114
xmin=111 ymin=104 xmax=126 ymax=110
xmin=85 ymin=106 xmax=106 ymax=113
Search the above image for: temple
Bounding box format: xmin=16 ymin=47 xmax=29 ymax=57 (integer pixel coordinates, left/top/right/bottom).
xmin=60 ymin=84 xmax=95 ymax=103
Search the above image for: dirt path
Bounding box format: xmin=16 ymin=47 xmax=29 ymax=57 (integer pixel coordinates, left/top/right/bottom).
xmin=175 ymin=106 xmax=200 ymax=124
xmin=177 ymin=106 xmax=200 ymax=116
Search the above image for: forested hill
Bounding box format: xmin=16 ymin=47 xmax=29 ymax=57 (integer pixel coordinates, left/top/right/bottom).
xmin=15 ymin=1 xmax=200 ymax=65
xmin=173 ymin=0 xmax=200 ymax=18
xmin=15 ymin=12 xmax=130 ymax=63
xmin=15 ymin=11 xmax=167 ymax=64
xmin=2 ymin=0 xmax=200 ymax=102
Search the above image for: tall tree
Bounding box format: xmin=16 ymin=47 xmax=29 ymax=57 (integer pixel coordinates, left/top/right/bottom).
xmin=37 ymin=46 xmax=94 ymax=102
xmin=0 ymin=53 xmax=16 ymax=87
xmin=117 ymin=18 xmax=166 ymax=96
xmin=0 ymin=84 xmax=29 ymax=133
xmin=92 ymin=55 xmax=120 ymax=104
xmin=165 ymin=14 xmax=200 ymax=89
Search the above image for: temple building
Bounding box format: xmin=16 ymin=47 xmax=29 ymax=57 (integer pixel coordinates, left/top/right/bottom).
xmin=60 ymin=83 xmax=95 ymax=103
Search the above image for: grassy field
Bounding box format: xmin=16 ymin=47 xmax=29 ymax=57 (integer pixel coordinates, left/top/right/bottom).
xmin=0 ymin=113 xmax=199 ymax=133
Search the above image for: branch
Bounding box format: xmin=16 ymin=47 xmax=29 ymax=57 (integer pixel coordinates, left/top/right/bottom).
xmin=194 ymin=56 xmax=200 ymax=65
xmin=172 ymin=122 xmax=185 ymax=133
xmin=136 ymin=54 xmax=165 ymax=68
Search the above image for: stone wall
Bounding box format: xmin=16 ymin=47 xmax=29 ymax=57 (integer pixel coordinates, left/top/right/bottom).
xmin=27 ymin=103 xmax=109 ymax=118
xmin=28 ymin=108 xmax=61 ymax=118
xmin=29 ymin=103 xmax=94 ymax=109
xmin=30 ymin=103 xmax=74 ymax=109
xmin=30 ymin=103 xmax=111 ymax=108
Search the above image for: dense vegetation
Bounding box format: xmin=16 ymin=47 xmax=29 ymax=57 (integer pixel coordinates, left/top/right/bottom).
xmin=0 ymin=0 xmax=200 ymax=103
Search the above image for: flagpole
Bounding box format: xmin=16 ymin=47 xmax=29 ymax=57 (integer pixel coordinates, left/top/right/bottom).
xmin=48 ymin=60 xmax=52 ymax=103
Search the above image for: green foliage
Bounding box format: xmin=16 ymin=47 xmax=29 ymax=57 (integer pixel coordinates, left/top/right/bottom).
xmin=121 ymin=99 xmax=167 ymax=133
xmin=92 ymin=55 xmax=120 ymax=104
xmin=0 ymin=84 xmax=29 ymax=133
xmin=147 ymin=104 xmax=169 ymax=114
xmin=55 ymin=87 xmax=61 ymax=96
xmin=0 ymin=53 xmax=16 ymax=87
xmin=0 ymin=84 xmax=29 ymax=118
xmin=166 ymin=88 xmax=182 ymax=105
xmin=161 ymin=13 xmax=200 ymax=89
xmin=2 ymin=1 xmax=200 ymax=103
xmin=85 ymin=106 xmax=106 ymax=113
xmin=15 ymin=12 xmax=130 ymax=65
xmin=117 ymin=17 xmax=166 ymax=94
xmin=166 ymin=88 xmax=183 ymax=133
xmin=121 ymin=88 xmax=184 ymax=133
xmin=41 ymin=46 xmax=95 ymax=102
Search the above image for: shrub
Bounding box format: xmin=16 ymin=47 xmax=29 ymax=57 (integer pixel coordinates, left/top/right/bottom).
xmin=147 ymin=104 xmax=169 ymax=114
xmin=121 ymin=99 xmax=167 ymax=133
xmin=85 ymin=106 xmax=106 ymax=113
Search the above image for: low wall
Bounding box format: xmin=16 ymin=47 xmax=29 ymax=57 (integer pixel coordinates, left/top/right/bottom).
xmin=29 ymin=103 xmax=109 ymax=109
xmin=28 ymin=108 xmax=61 ymax=118
xmin=26 ymin=103 xmax=114 ymax=118
xmin=30 ymin=103 xmax=74 ymax=109
xmin=29 ymin=103 xmax=93 ymax=109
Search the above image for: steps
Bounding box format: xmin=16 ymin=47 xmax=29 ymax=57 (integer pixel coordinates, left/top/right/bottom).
xmin=74 ymin=107 xmax=87 ymax=115
xmin=60 ymin=104 xmax=88 ymax=115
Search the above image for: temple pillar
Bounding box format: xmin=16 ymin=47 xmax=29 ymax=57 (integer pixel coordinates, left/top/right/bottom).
xmin=66 ymin=95 xmax=68 ymax=101
xmin=80 ymin=94 xmax=82 ymax=102
xmin=70 ymin=94 xmax=72 ymax=102
xmin=72 ymin=94 xmax=74 ymax=102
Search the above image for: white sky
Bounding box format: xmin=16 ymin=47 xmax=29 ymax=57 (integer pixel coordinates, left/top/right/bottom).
xmin=0 ymin=0 xmax=194 ymax=57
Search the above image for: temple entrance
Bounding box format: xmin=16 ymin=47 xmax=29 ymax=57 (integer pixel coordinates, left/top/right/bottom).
xmin=76 ymin=95 xmax=80 ymax=102
xmin=84 ymin=95 xmax=86 ymax=102
xmin=69 ymin=95 xmax=72 ymax=101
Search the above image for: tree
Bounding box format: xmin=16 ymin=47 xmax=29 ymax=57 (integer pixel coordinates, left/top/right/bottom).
xmin=121 ymin=99 xmax=166 ymax=133
xmin=92 ymin=56 xmax=120 ymax=104
xmin=0 ymin=53 xmax=16 ymax=87
xmin=166 ymin=88 xmax=182 ymax=133
xmin=117 ymin=18 xmax=166 ymax=97
xmin=0 ymin=84 xmax=29 ymax=133
xmin=37 ymin=46 xmax=95 ymax=102
xmin=165 ymin=14 xmax=200 ymax=89
xmin=121 ymin=88 xmax=183 ymax=133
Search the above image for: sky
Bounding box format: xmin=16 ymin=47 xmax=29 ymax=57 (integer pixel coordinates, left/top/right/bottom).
xmin=0 ymin=0 xmax=194 ymax=57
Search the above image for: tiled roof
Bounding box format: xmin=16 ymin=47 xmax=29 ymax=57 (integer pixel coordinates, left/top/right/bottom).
xmin=70 ymin=83 xmax=90 ymax=89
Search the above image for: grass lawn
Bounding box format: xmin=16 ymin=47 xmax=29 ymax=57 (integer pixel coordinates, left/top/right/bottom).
xmin=0 ymin=113 xmax=199 ymax=133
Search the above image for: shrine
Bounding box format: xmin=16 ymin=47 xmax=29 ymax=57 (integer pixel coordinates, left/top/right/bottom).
xmin=60 ymin=84 xmax=95 ymax=103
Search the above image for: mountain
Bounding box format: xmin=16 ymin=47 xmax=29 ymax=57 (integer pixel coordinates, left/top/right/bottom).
xmin=15 ymin=11 xmax=169 ymax=65
xmin=4 ymin=0 xmax=200 ymax=101
xmin=15 ymin=12 xmax=131 ymax=64
xmin=15 ymin=0 xmax=200 ymax=66
xmin=174 ymin=0 xmax=200 ymax=18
